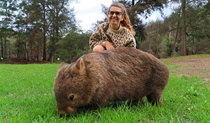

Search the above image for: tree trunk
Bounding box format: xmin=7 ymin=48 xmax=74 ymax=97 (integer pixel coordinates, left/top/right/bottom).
xmin=1 ymin=37 xmax=3 ymax=57
xmin=171 ymin=21 xmax=180 ymax=57
xmin=4 ymin=36 xmax=7 ymax=58
xmin=181 ymin=0 xmax=186 ymax=55
xmin=42 ymin=2 xmax=47 ymax=61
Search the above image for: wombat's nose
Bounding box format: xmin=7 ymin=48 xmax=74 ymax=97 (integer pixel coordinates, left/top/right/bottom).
xmin=66 ymin=106 xmax=75 ymax=114
xmin=59 ymin=107 xmax=75 ymax=116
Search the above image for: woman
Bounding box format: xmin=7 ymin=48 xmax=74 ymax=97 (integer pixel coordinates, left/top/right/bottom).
xmin=89 ymin=2 xmax=136 ymax=52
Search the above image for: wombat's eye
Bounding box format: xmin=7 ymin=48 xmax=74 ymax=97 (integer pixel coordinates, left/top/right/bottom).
xmin=68 ymin=94 xmax=74 ymax=100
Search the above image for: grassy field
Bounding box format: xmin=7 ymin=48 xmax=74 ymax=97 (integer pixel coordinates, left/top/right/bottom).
xmin=0 ymin=59 xmax=209 ymax=122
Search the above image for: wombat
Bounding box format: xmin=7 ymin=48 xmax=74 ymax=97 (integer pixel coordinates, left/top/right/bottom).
xmin=54 ymin=47 xmax=169 ymax=115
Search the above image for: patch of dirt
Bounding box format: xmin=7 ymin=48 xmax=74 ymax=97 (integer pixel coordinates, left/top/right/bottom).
xmin=162 ymin=55 xmax=210 ymax=82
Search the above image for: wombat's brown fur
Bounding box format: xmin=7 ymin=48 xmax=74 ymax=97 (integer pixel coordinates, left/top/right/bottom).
xmin=54 ymin=47 xmax=169 ymax=115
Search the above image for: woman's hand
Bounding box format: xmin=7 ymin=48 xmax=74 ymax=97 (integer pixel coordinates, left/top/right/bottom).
xmin=103 ymin=41 xmax=114 ymax=50
xmin=92 ymin=41 xmax=115 ymax=52
xmin=93 ymin=45 xmax=106 ymax=52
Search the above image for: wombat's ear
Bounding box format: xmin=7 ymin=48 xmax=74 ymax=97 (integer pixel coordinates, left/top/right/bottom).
xmin=70 ymin=58 xmax=86 ymax=76
xmin=59 ymin=62 xmax=65 ymax=68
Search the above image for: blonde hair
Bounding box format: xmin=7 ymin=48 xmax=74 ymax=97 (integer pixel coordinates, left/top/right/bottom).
xmin=108 ymin=2 xmax=135 ymax=35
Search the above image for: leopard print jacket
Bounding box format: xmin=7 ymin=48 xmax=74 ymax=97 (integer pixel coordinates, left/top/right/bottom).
xmin=89 ymin=22 xmax=136 ymax=49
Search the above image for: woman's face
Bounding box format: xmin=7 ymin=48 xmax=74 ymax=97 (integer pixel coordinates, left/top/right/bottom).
xmin=107 ymin=6 xmax=124 ymax=30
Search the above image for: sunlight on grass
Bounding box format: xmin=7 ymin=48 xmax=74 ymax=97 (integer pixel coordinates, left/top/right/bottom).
xmin=0 ymin=63 xmax=209 ymax=122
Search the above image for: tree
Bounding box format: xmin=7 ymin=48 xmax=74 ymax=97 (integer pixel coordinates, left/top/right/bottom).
xmin=140 ymin=20 xmax=170 ymax=58
xmin=11 ymin=0 xmax=76 ymax=62
xmin=0 ymin=0 xmax=17 ymax=58
xmin=184 ymin=0 xmax=210 ymax=54
xmin=181 ymin=0 xmax=186 ymax=55
xmin=56 ymin=29 xmax=90 ymax=62
xmin=39 ymin=0 xmax=48 ymax=61
xmin=0 ymin=0 xmax=80 ymax=63
xmin=164 ymin=0 xmax=209 ymax=56
xmin=46 ymin=0 xmax=76 ymax=62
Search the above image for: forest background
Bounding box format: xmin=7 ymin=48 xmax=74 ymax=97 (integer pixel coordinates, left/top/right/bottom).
xmin=0 ymin=0 xmax=210 ymax=63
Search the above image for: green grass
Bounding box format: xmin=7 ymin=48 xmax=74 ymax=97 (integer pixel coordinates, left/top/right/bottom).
xmin=0 ymin=63 xmax=209 ymax=123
